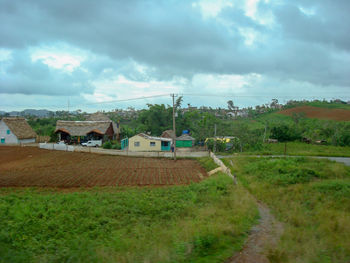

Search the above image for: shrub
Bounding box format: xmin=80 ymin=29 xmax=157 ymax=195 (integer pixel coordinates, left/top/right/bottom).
xmin=111 ymin=142 xmax=121 ymax=150
xmin=271 ymin=124 xmax=302 ymax=142
xmin=102 ymin=141 xmax=112 ymax=149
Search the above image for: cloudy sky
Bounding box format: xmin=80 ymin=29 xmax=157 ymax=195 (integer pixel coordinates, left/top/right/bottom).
xmin=1 ymin=0 xmax=349 ymax=112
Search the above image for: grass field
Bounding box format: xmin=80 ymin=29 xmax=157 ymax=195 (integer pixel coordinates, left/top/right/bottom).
xmin=0 ymin=173 xmax=258 ymax=263
xmin=224 ymin=156 xmax=350 ymax=263
xmin=0 ymin=147 xmax=258 ymax=262
xmin=241 ymin=142 xmax=350 ymax=157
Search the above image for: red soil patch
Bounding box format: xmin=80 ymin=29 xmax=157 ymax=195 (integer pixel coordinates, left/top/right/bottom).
xmin=278 ymin=106 xmax=350 ymax=121
xmin=0 ymin=146 xmax=207 ymax=188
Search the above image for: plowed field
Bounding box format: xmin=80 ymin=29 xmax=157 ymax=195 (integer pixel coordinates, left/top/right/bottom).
xmin=278 ymin=106 xmax=350 ymax=121
xmin=0 ymin=146 xmax=207 ymax=187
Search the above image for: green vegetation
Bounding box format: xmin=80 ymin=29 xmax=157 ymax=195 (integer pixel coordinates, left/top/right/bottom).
xmin=242 ymin=142 xmax=350 ymax=157
xmin=0 ymin=174 xmax=258 ymax=263
xmin=224 ymin=157 xmax=350 ymax=263
xmin=197 ymin=157 xmax=219 ymax=172
xmin=26 ymin=100 xmax=350 ymax=151
xmin=102 ymin=141 xmax=121 ymax=150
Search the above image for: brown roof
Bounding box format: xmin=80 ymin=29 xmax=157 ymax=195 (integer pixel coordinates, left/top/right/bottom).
xmin=86 ymin=112 xmax=120 ymax=135
xmin=55 ymin=121 xmax=113 ymax=136
xmin=2 ymin=117 xmax=37 ymax=139
xmin=161 ymin=130 xmax=175 ymax=138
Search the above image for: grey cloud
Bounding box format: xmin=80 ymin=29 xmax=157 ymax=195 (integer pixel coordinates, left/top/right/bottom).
xmin=0 ymin=0 xmax=349 ymax=97
xmin=0 ymin=50 xmax=95 ymax=95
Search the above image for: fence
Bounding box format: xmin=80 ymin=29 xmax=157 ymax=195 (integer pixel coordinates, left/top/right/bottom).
xmin=38 ymin=144 xmax=209 ymax=157
xmin=39 ymin=143 xmax=74 ymax=152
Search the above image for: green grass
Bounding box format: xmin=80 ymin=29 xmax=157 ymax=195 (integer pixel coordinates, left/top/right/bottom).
xmin=224 ymin=157 xmax=350 ymax=263
xmin=0 ymin=173 xmax=258 ymax=263
xmin=241 ymin=142 xmax=350 ymax=157
xmin=197 ymin=157 xmax=220 ymax=172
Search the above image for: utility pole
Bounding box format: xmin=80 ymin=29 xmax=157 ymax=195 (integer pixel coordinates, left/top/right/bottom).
xmin=214 ymin=123 xmax=217 ymax=153
xmin=67 ymin=98 xmax=70 ymax=118
xmin=171 ymin=94 xmax=178 ymax=161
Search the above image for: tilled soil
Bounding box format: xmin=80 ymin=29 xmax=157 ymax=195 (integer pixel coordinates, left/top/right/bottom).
xmin=278 ymin=105 xmax=350 ymax=121
xmin=0 ymin=146 xmax=207 ymax=187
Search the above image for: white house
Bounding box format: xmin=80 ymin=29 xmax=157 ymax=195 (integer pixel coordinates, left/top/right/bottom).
xmin=0 ymin=117 xmax=37 ymax=144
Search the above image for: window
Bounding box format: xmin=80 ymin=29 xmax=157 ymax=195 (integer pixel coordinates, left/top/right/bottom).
xmin=7 ymin=130 xmax=10 ymax=135
xmin=150 ymin=142 xmax=156 ymax=147
xmin=134 ymin=141 xmax=140 ymax=147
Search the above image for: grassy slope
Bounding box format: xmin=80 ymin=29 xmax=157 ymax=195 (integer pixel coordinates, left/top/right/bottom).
xmin=224 ymin=157 xmax=350 ymax=263
xmin=242 ymin=142 xmax=350 ymax=157
xmin=0 ymin=173 xmax=258 ymax=263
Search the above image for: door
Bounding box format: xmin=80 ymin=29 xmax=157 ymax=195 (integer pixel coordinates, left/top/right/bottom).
xmin=1 ymin=138 xmax=5 ymax=144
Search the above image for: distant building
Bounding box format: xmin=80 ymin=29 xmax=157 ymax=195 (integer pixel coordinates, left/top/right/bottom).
xmin=86 ymin=112 xmax=120 ymax=140
xmin=176 ymin=134 xmax=195 ymax=148
xmin=55 ymin=121 xmax=114 ymax=143
xmin=128 ymin=133 xmax=172 ymax=152
xmin=161 ymin=130 xmax=175 ymax=139
xmin=0 ymin=117 xmax=37 ymax=144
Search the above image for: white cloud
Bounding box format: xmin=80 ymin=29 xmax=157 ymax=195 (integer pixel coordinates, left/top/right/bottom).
xmin=192 ymin=0 xmax=233 ymax=19
xmin=30 ymin=45 xmax=87 ymax=73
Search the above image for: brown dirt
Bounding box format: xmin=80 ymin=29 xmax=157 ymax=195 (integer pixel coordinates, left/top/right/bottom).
xmin=278 ymin=106 xmax=350 ymax=121
xmin=0 ymin=146 xmax=208 ymax=188
xmin=227 ymin=202 xmax=284 ymax=263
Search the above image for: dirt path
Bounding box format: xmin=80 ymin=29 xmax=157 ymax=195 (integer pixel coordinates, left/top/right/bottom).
xmin=227 ymin=201 xmax=284 ymax=263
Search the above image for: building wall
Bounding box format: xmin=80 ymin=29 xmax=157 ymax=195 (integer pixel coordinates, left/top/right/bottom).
xmin=19 ymin=138 xmax=36 ymax=144
xmin=176 ymin=140 xmax=193 ymax=148
xmin=129 ymin=135 xmax=161 ymax=151
xmin=0 ymin=120 xmax=19 ymax=144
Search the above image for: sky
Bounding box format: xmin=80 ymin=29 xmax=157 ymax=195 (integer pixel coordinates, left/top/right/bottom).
xmin=1 ymin=0 xmax=350 ymax=112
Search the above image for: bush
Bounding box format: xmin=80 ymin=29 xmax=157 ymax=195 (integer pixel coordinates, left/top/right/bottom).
xmin=111 ymin=142 xmax=121 ymax=150
xmin=102 ymin=141 xmax=112 ymax=149
xmin=271 ymin=124 xmax=301 ymax=142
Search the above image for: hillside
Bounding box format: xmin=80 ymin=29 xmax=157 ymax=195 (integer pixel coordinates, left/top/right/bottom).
xmin=277 ymin=105 xmax=350 ymax=121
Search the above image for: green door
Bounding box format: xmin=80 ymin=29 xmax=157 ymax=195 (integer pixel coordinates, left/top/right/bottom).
xmin=1 ymin=138 xmax=5 ymax=144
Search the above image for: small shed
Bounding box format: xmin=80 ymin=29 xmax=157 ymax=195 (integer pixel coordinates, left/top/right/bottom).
xmin=129 ymin=133 xmax=172 ymax=152
xmin=176 ymin=134 xmax=195 ymax=148
xmin=0 ymin=117 xmax=37 ymax=144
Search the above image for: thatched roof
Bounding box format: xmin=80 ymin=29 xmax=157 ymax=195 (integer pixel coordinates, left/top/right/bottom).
xmin=86 ymin=112 xmax=120 ymax=135
xmin=176 ymin=134 xmax=195 ymax=141
xmin=161 ymin=130 xmax=175 ymax=138
xmin=55 ymin=121 xmax=112 ymax=136
xmin=1 ymin=117 xmax=37 ymax=139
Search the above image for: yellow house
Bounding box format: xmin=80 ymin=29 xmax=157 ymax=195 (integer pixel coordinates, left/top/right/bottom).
xmin=128 ymin=133 xmax=172 ymax=152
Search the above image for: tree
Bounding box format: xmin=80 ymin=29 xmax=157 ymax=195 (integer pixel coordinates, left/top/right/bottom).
xmin=270 ymin=124 xmax=301 ymax=142
xmin=175 ymin=96 xmax=183 ymax=109
xmin=227 ymin=100 xmax=234 ymax=111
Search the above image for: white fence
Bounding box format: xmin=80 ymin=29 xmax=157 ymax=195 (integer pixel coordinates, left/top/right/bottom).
xmin=38 ymin=143 xmax=209 ymax=158
xmin=39 ymin=143 xmax=74 ymax=152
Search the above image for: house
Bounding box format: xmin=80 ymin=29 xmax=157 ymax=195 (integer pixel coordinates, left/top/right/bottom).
xmin=55 ymin=120 xmax=114 ymax=144
xmin=161 ymin=130 xmax=175 ymax=139
xmin=128 ymin=133 xmax=172 ymax=152
xmin=0 ymin=117 xmax=37 ymax=144
xmin=86 ymin=112 xmax=120 ymax=140
xmin=176 ymin=134 xmax=195 ymax=148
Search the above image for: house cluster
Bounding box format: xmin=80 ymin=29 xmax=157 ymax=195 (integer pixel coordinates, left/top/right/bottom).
xmin=1 ymin=113 xmax=195 ymax=153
